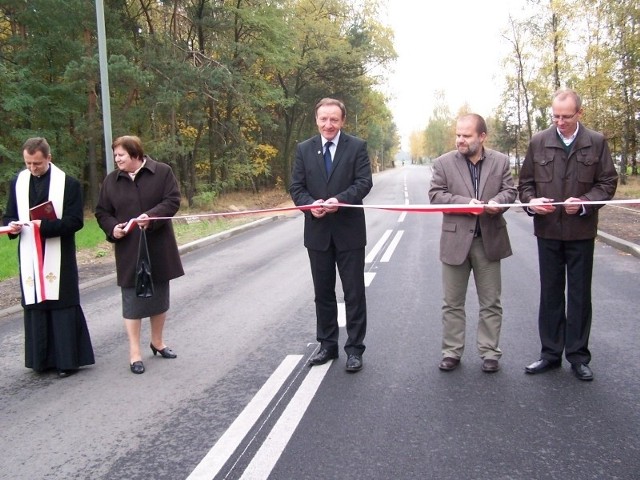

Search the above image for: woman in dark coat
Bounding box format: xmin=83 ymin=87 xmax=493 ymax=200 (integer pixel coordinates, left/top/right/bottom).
xmin=95 ymin=136 xmax=184 ymax=374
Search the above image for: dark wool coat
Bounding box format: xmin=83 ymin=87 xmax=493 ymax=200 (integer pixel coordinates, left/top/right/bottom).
xmin=95 ymin=157 xmax=184 ymax=287
xmin=3 ymin=168 xmax=84 ymax=309
xmin=518 ymin=124 xmax=618 ymax=241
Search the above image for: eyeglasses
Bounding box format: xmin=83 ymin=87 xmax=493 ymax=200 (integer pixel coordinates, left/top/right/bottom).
xmin=551 ymin=111 xmax=579 ymax=122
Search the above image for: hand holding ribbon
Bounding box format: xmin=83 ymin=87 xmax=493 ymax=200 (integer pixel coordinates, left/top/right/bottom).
xmin=528 ymin=197 xmax=556 ymax=215
xmin=109 ymin=197 xmax=639 ymax=227
xmin=310 ymin=199 xmax=327 ymax=218
xmin=563 ymin=197 xmax=583 ymax=215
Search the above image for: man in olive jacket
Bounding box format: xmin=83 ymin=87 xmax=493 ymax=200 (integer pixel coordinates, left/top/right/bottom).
xmin=518 ymin=88 xmax=618 ymax=381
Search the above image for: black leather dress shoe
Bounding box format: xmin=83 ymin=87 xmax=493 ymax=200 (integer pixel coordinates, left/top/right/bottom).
xmin=57 ymin=369 xmax=78 ymax=378
xmin=308 ymin=348 xmax=338 ymax=366
xmin=525 ymin=359 xmax=561 ymax=374
xmin=130 ymin=361 xmax=145 ymax=374
xmin=571 ymin=363 xmax=593 ymax=381
xmin=345 ymin=354 xmax=363 ymax=372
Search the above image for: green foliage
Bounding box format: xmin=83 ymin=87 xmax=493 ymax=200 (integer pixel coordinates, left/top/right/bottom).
xmin=0 ymin=0 xmax=398 ymax=209
xmin=192 ymin=187 xmax=218 ymax=210
xmin=423 ymin=91 xmax=455 ymax=159
xmin=494 ymin=0 xmax=638 ymax=170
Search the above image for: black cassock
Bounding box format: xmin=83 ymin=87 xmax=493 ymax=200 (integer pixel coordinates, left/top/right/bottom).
xmin=3 ymin=168 xmax=95 ymax=372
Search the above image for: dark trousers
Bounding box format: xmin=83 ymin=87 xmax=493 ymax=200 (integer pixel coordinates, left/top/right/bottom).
xmin=307 ymin=245 xmax=367 ymax=356
xmin=536 ymin=237 xmax=594 ymax=364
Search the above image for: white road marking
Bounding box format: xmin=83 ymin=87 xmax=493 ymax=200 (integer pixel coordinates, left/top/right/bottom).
xmin=239 ymin=361 xmax=332 ymax=479
xmin=338 ymin=302 xmax=346 ymax=327
xmin=380 ymin=230 xmax=404 ymax=263
xmin=186 ymin=355 xmax=303 ymax=480
xmin=365 ymin=229 xmax=392 ymax=264
xmin=364 ymin=272 xmax=376 ymax=287
xmin=189 ymin=208 xmax=403 ymax=479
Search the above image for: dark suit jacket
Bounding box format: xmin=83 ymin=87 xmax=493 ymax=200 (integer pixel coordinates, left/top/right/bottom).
xmin=429 ymin=148 xmax=517 ymax=265
xmin=290 ymin=132 xmax=373 ymax=251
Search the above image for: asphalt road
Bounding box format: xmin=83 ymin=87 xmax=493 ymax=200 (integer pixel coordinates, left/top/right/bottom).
xmin=0 ymin=165 xmax=638 ymax=480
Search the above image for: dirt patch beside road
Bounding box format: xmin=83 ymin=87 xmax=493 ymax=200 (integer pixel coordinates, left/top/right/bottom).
xmin=597 ymin=203 xmax=640 ymax=245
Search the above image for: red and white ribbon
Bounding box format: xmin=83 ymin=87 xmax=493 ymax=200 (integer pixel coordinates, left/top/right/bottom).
xmin=4 ymin=199 xmax=638 ymax=236
xmin=117 ymin=198 xmax=640 ymax=226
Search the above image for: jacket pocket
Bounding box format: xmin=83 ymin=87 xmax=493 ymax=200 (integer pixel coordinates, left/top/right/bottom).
xmin=533 ymin=153 xmax=554 ymax=183
xmin=576 ymin=150 xmax=597 ymax=183
xmin=443 ymin=222 xmax=457 ymax=233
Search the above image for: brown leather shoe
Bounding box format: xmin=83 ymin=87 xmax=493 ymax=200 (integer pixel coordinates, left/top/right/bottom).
xmin=482 ymin=359 xmax=500 ymax=373
xmin=438 ymin=357 xmax=460 ymax=371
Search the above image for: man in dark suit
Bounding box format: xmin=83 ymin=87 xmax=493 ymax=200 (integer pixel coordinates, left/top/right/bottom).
xmin=519 ymin=88 xmax=617 ymax=381
xmin=429 ymin=114 xmax=517 ymax=373
xmin=290 ymin=97 xmax=373 ymax=372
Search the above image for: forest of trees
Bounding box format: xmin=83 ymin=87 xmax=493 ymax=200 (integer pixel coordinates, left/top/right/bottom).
xmin=418 ymin=0 xmax=638 ymax=184
xmin=2 ymin=0 xmax=637 ymax=213
xmin=0 ymin=0 xmax=399 ymax=209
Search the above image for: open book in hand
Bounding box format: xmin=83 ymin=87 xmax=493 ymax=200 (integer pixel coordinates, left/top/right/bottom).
xmin=29 ymin=200 xmax=58 ymax=221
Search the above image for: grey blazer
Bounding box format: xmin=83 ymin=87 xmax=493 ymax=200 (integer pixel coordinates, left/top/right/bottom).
xmin=429 ymin=148 xmax=517 ymax=265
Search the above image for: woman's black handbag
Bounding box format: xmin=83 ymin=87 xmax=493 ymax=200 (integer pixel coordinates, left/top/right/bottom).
xmin=135 ymin=228 xmax=154 ymax=297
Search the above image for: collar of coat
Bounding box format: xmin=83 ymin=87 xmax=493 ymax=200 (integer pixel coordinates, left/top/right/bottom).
xmin=116 ymin=156 xmax=158 ymax=181
xmin=543 ymin=123 xmax=594 ymax=151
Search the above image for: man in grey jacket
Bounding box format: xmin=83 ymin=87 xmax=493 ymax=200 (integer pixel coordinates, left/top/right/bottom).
xmin=429 ymin=113 xmax=517 ymax=373
xmin=518 ymin=88 xmax=618 ymax=381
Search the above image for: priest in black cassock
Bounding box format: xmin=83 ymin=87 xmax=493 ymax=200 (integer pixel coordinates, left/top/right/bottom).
xmin=2 ymin=137 xmax=94 ymax=378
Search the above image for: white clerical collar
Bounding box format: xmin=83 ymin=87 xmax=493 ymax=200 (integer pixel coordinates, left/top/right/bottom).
xmin=33 ymin=164 xmax=51 ymax=178
xmin=557 ymin=123 xmax=580 ymax=146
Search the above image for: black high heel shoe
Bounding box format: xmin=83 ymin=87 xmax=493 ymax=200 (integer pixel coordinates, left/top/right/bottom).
xmin=130 ymin=361 xmax=145 ymax=374
xmin=150 ymin=343 xmax=177 ymax=358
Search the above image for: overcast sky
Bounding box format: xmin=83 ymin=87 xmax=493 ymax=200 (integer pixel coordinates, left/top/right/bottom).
xmin=382 ymin=0 xmax=529 ymax=149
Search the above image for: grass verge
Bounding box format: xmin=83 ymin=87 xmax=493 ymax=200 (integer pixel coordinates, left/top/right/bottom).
xmin=0 ymin=215 xmax=262 ymax=282
xmin=0 ymin=188 xmax=293 ymax=282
